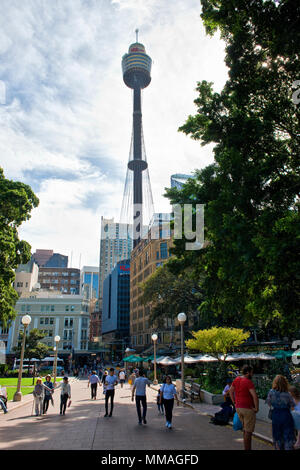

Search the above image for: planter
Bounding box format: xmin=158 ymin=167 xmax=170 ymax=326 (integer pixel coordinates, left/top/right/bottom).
xmin=176 ymin=379 xmax=224 ymax=405
xmin=199 ymin=389 xmax=224 ymax=405
xmin=256 ymin=398 xmax=272 ymax=423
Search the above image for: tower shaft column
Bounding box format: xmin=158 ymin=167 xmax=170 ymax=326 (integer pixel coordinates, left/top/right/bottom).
xmin=133 ymin=86 xmax=143 ymax=247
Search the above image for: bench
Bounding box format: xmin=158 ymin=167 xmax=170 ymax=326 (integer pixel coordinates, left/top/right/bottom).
xmin=183 ymin=381 xmax=201 ymax=403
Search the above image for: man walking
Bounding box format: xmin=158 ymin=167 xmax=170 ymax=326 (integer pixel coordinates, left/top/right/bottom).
xmin=104 ymin=368 xmax=118 ymax=417
xmin=88 ymin=370 xmax=101 ymax=400
xmin=229 ymin=365 xmax=259 ymax=451
xmin=131 ymin=368 xmax=151 ymax=425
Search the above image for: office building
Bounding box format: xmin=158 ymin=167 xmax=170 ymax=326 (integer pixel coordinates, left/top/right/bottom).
xmin=102 ymin=260 xmax=130 ymax=360
xmin=38 ymin=268 xmax=80 ymax=295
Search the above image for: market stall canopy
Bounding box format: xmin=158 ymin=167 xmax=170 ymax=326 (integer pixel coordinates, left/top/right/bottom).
xmin=123 ymin=355 xmax=144 ymax=363
xmin=42 ymin=357 xmax=64 ymax=362
xmin=157 ymin=356 xmax=179 ymax=366
xmin=195 ymin=354 xmax=218 ymax=362
xmin=174 ymin=354 xmax=201 ymax=364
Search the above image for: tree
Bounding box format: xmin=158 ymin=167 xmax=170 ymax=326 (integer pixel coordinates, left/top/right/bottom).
xmin=0 ymin=167 xmax=39 ymax=326
xmin=165 ymin=0 xmax=300 ymax=336
xmin=186 ymin=327 xmax=250 ymax=361
xmin=140 ymin=264 xmax=203 ymax=329
xmin=13 ymin=328 xmax=51 ymax=384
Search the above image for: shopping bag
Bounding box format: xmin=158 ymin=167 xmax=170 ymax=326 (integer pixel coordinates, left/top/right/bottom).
xmin=233 ymin=411 xmax=243 ymax=431
xmin=68 ymin=400 xmax=72 ymax=408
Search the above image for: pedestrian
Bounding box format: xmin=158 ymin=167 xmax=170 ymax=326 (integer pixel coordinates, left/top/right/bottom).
xmin=159 ymin=375 xmax=179 ymax=429
xmin=229 ymin=365 xmax=259 ymax=451
xmin=265 ymin=375 xmax=295 ymax=450
xmin=43 ymin=375 xmax=54 ymax=414
xmin=0 ymin=397 xmax=8 ymax=414
xmin=128 ymin=370 xmax=136 ymax=391
xmin=33 ymin=378 xmax=51 ymax=416
xmin=157 ymin=390 xmax=164 ymax=415
xmin=118 ymin=369 xmax=126 ymax=388
xmin=289 ymin=386 xmax=300 ymax=449
xmin=104 ymin=368 xmax=118 ymax=417
xmin=59 ymin=376 xmax=71 ymax=415
xmin=88 ymin=370 xmax=101 ymax=400
xmin=223 ymin=378 xmax=234 ymax=407
xmin=131 ymin=368 xmax=151 ymax=425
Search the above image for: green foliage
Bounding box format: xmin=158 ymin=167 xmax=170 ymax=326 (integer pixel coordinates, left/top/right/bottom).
xmin=165 ymin=0 xmax=300 ymax=336
xmin=186 ymin=327 xmax=250 ymax=358
xmin=0 ymin=167 xmax=39 ymax=326
xmin=140 ymin=264 xmax=203 ymax=327
xmin=13 ymin=328 xmax=51 ymax=361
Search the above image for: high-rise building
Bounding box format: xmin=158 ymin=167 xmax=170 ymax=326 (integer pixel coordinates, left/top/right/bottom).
xmin=98 ymin=217 xmax=132 ymax=301
xmin=130 ymin=228 xmax=174 ymax=353
xmin=80 ymin=266 xmax=99 ymax=300
xmin=102 ymin=260 xmax=130 ymax=360
xmin=171 ymin=174 xmax=193 ymax=190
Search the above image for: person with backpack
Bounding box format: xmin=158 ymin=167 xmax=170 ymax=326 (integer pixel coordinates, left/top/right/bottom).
xmin=159 ymin=375 xmax=179 ymax=429
xmin=229 ymin=365 xmax=259 ymax=451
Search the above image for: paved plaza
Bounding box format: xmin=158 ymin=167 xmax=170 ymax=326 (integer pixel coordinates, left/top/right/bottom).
xmin=0 ymin=379 xmax=271 ymax=450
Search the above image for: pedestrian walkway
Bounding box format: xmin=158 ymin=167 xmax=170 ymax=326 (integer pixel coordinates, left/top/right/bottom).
xmin=0 ymin=379 xmax=271 ymax=450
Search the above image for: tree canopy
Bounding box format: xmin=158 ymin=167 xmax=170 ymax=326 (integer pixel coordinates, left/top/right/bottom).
xmin=186 ymin=327 xmax=250 ymax=360
xmin=0 ymin=168 xmax=39 ymax=326
xmin=165 ymin=0 xmax=300 ymax=337
xmin=13 ymin=328 xmax=51 ymax=361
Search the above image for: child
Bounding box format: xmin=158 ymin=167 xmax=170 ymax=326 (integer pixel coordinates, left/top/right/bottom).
xmin=289 ymin=386 xmax=300 ymax=449
xmin=157 ymin=390 xmax=164 ymax=414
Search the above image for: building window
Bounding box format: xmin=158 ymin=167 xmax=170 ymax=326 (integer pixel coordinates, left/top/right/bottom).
xmin=40 ymin=318 xmax=44 ymax=325
xmin=65 ymin=306 xmax=69 ymax=312
xmin=160 ymin=242 xmax=168 ymax=259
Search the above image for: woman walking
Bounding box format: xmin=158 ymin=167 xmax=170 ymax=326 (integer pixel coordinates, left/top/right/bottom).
xmin=159 ymin=375 xmax=179 ymax=429
xmin=33 ymin=378 xmax=51 ymax=416
xmin=266 ymin=375 xmax=295 ymax=450
xmin=289 ymin=386 xmax=300 ymax=449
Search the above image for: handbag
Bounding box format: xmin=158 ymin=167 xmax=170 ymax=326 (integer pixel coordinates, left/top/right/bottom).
xmin=268 ymin=407 xmax=273 ymax=420
xmin=233 ymin=411 xmax=243 ymax=431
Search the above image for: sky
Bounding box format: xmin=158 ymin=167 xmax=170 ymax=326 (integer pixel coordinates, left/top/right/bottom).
xmin=0 ymin=0 xmax=228 ymax=268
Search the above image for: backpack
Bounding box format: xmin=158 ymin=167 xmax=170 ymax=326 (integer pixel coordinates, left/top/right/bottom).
xmin=210 ymin=409 xmax=230 ymax=426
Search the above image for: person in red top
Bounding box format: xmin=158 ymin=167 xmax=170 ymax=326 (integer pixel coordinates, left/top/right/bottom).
xmin=229 ymin=365 xmax=259 ymax=451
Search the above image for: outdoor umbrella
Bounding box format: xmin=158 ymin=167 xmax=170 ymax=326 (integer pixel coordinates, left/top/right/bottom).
xmin=196 ymin=354 xmax=218 ymax=362
xmin=123 ymin=355 xmax=144 ymax=363
xmin=174 ymin=354 xmax=201 ymax=364
xmin=151 ymin=356 xmax=166 ymax=364
xmin=157 ymin=356 xmax=179 ymax=366
xmin=42 ymin=356 xmax=63 ymax=362
xmin=256 ymin=353 xmax=276 ymax=361
xmin=272 ymin=350 xmax=289 ymax=359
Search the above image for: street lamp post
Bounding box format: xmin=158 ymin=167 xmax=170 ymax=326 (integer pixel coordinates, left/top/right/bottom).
xmin=13 ymin=315 xmax=31 ymax=401
xmin=53 ymin=335 xmax=61 ymax=385
xmin=177 ymin=312 xmax=187 ymax=400
xmin=151 ymin=333 xmax=158 ymax=385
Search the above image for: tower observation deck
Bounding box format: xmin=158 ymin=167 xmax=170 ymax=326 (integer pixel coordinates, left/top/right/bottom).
xmin=121 ymin=31 xmax=154 ymax=248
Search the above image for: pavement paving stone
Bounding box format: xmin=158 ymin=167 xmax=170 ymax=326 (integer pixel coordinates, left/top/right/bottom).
xmin=0 ymin=378 xmax=272 ymax=451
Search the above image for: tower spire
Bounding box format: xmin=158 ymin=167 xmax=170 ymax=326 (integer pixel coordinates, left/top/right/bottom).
xmin=135 ymin=28 xmax=139 ymax=43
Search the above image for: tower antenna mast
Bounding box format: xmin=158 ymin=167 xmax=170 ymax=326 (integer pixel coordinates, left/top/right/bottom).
xmin=135 ymin=28 xmax=139 ymax=42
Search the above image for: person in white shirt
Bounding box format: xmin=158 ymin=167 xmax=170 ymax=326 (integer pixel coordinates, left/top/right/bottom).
xmin=88 ymin=371 xmax=101 ymax=400
xmin=118 ymin=369 xmax=126 ymax=388
xmin=104 ymin=368 xmax=118 ymax=417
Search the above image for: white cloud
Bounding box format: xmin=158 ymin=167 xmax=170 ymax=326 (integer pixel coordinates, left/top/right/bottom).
xmin=0 ymin=0 xmax=228 ymax=266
